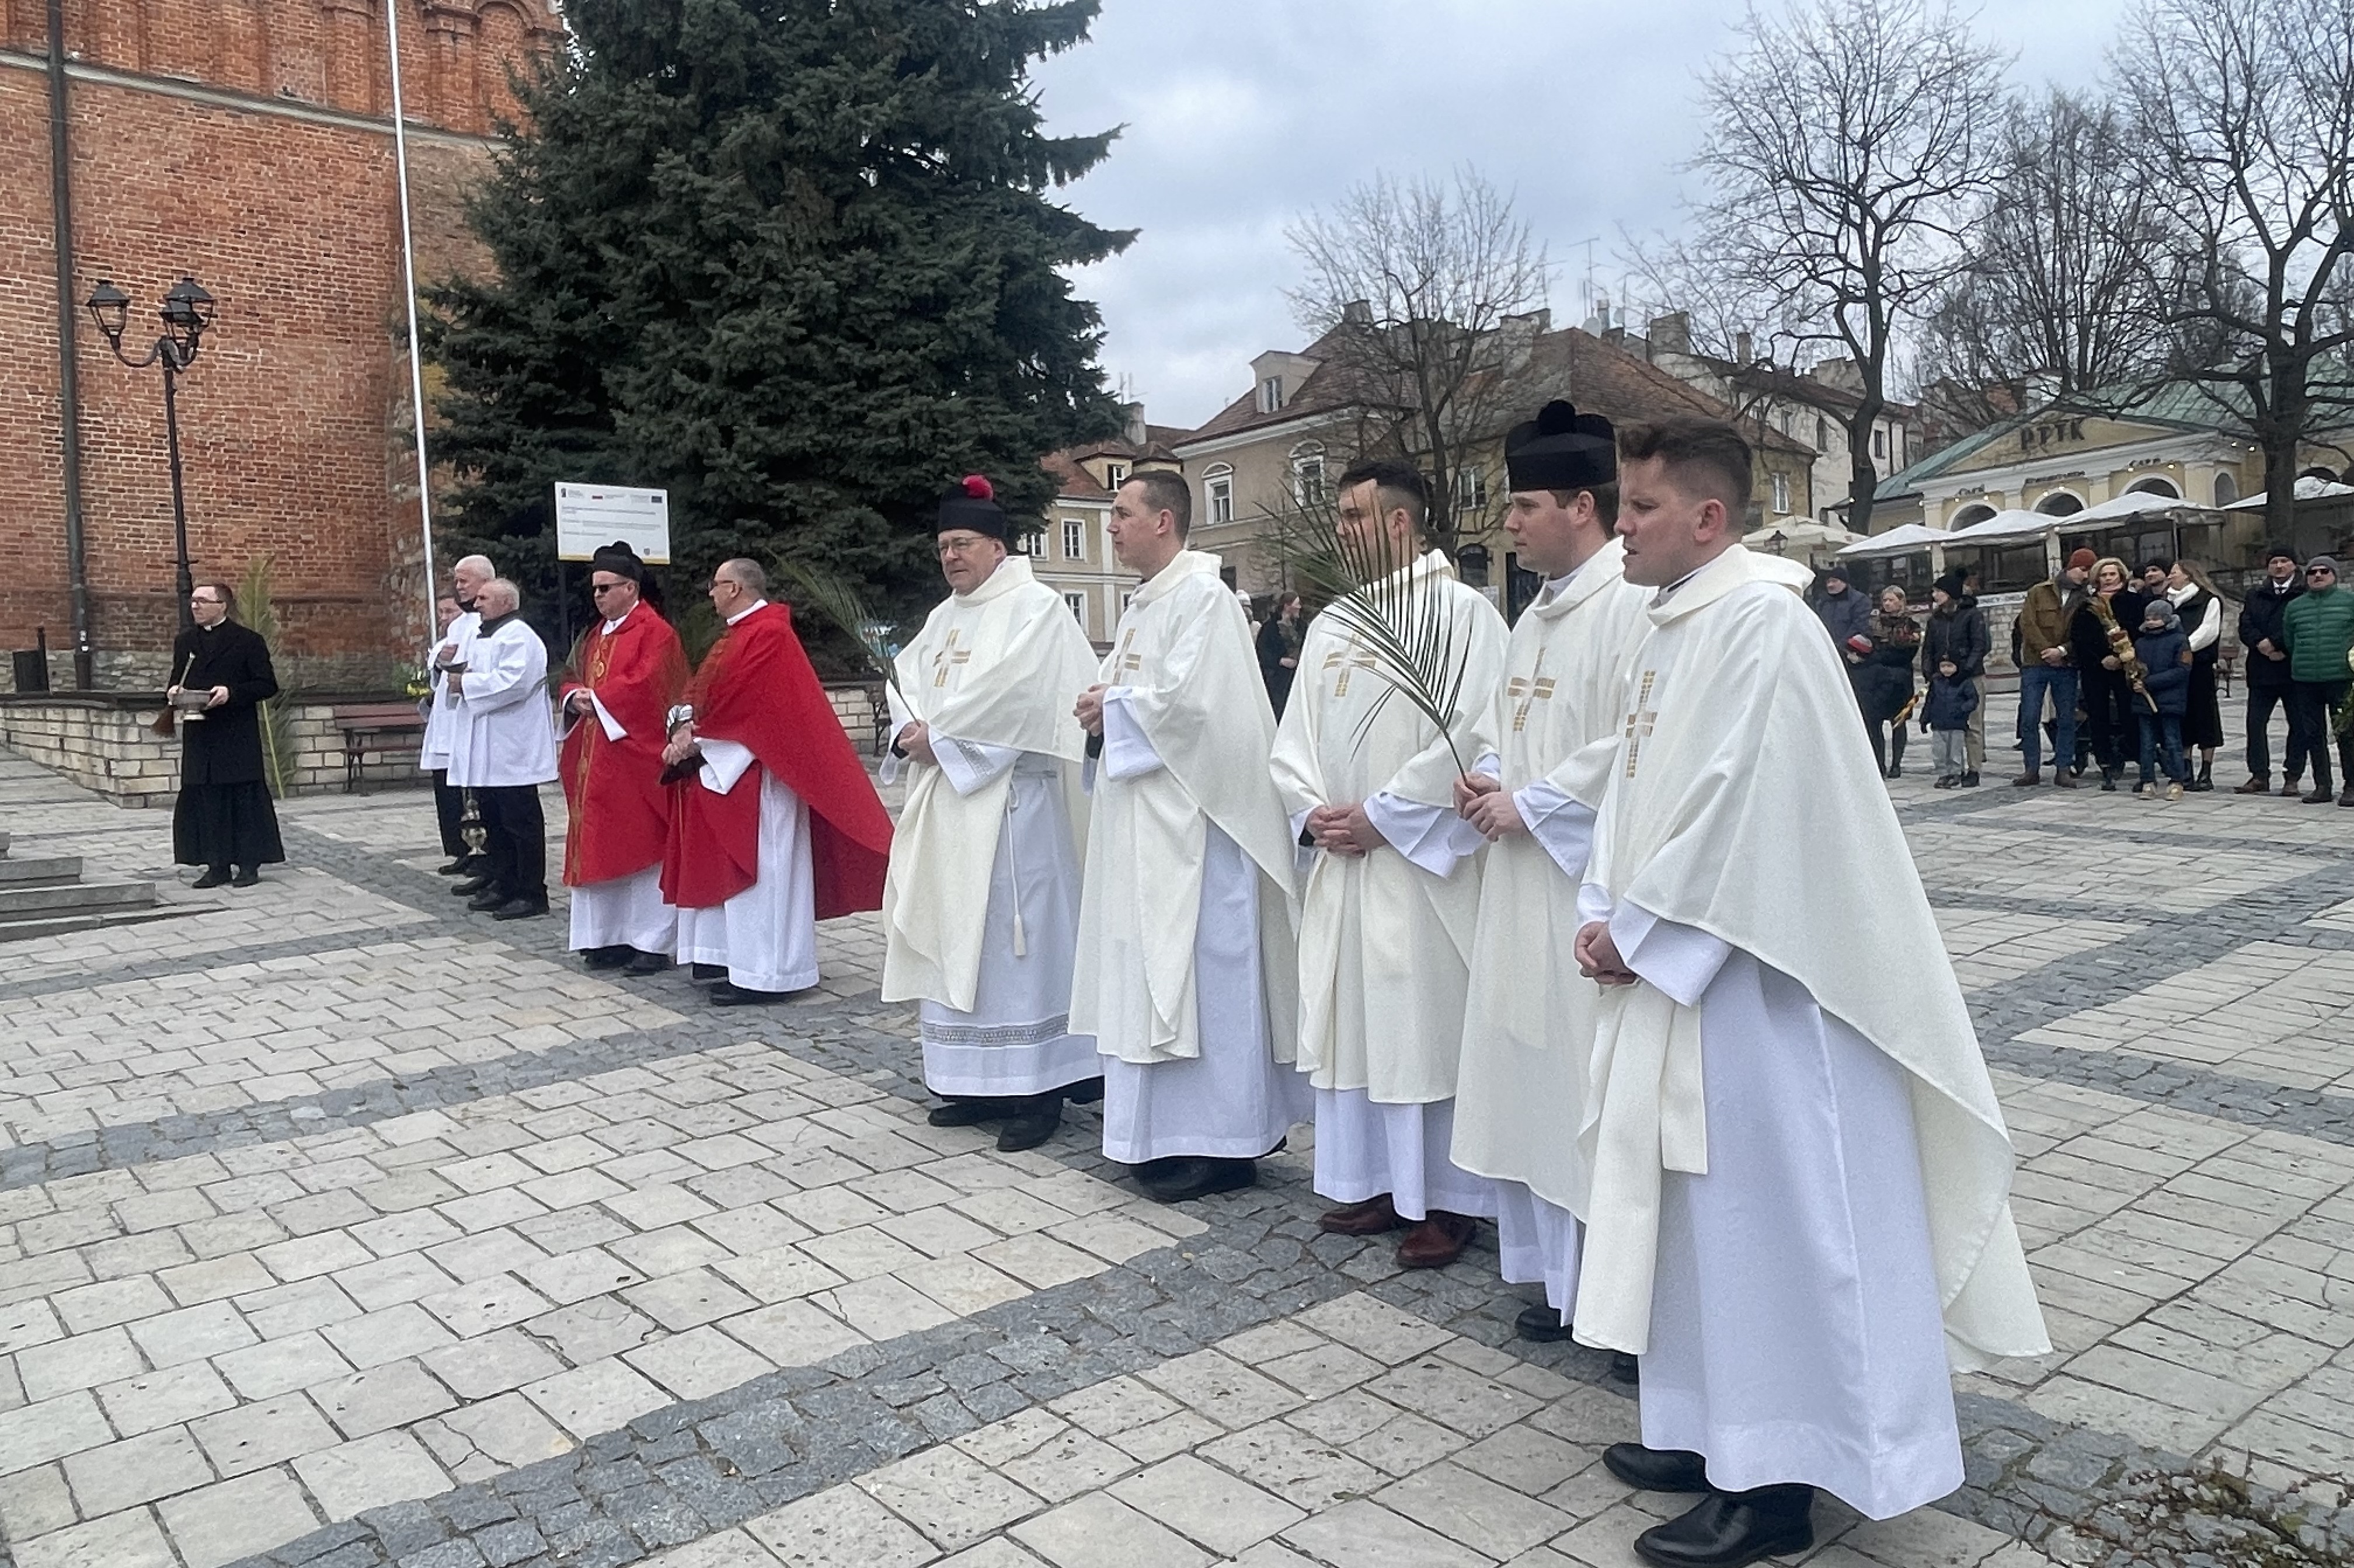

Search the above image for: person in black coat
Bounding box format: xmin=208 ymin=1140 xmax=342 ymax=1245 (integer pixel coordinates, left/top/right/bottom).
xmin=2235 ymin=546 xmax=2306 ymax=792
xmin=1256 ymin=592 xmax=1303 ymax=719
xmin=2073 ymin=556 xmax=2147 ymax=789
xmin=169 ymin=583 xmax=285 ymax=887
xmin=1920 ymin=570 xmax=1989 ymax=785
xmin=1848 ymin=584 xmax=1922 ymax=778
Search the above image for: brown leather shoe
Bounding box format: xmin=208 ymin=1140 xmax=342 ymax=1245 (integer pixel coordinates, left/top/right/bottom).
xmin=1395 ymin=1211 xmax=1477 ymax=1269
xmin=1318 ymin=1194 xmax=1405 ymax=1235
xmin=2010 ymin=771 xmax=2040 ymax=787
xmin=2235 ymin=776 xmax=2271 ymax=794
xmin=2053 ymin=771 xmax=2078 ymax=789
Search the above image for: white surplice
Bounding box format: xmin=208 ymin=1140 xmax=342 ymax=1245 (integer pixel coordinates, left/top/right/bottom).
xmin=446 ymin=616 xmax=556 ymax=789
xmin=1449 ymin=538 xmax=1651 ymax=1318
xmin=882 ymin=559 xmax=1102 ymax=1098
xmin=1269 ymin=549 xmax=1509 ymax=1219
xmin=418 ymin=608 xmax=480 ymax=773
xmin=1570 ymin=545 xmax=2049 ymax=1520
xmin=673 ymin=600 xmax=817 ymax=994
xmin=1069 ymin=550 xmax=1308 ymax=1162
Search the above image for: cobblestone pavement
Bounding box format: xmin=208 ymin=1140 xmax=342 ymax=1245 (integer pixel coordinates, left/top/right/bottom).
xmin=1 ymin=690 xmax=2350 ymax=1568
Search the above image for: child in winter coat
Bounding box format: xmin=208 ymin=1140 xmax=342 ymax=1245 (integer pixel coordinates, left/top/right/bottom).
xmin=1919 ymin=654 xmax=1980 ymax=789
xmin=2133 ymin=598 xmax=2195 ymax=799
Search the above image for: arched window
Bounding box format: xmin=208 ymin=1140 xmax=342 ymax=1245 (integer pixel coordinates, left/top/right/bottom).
xmin=2125 ymin=476 xmax=2181 ymax=498
xmin=1815 ymin=416 xmax=1829 ymax=452
xmin=1290 ymin=442 xmax=1326 ymax=506
xmin=1204 ymin=463 xmax=1235 ymax=527
xmin=1951 ymin=503 xmax=1997 ymax=529
xmin=2213 ymin=471 xmax=2240 ymax=507
xmin=2034 ymin=490 xmax=2085 ymax=516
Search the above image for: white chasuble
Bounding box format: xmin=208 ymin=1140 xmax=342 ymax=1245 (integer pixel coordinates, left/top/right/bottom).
xmin=1571 ymin=545 xmax=2049 ymax=1518
xmin=1270 ymin=550 xmax=1507 ymax=1103
xmin=880 ymin=558 xmax=1102 ymax=1097
xmin=1448 ymin=538 xmax=1650 ymax=1314
xmin=1070 ymin=551 xmax=1308 ymax=1162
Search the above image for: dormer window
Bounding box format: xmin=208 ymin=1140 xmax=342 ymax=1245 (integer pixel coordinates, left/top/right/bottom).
xmin=1104 ymin=462 xmax=1127 ymax=489
xmin=1259 ymin=376 xmax=1284 ymax=414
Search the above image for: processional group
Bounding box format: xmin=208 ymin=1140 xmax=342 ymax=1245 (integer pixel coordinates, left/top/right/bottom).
xmin=431 ymin=404 xmax=2052 ymax=1568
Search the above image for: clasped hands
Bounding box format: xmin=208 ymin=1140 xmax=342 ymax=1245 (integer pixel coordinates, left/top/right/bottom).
xmin=661 ymin=721 xmax=700 ymax=769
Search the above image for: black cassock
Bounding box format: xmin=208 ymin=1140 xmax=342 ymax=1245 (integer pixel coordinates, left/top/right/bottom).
xmin=170 ymin=619 xmax=287 ymax=870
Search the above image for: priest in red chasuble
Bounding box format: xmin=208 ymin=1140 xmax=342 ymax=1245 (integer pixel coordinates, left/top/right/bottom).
xmin=660 ymin=557 xmax=892 ymax=1006
xmin=559 ymin=542 xmax=687 ymax=975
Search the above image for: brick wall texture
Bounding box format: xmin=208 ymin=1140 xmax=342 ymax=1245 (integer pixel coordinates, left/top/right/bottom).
xmin=0 ymin=0 xmax=559 ymax=685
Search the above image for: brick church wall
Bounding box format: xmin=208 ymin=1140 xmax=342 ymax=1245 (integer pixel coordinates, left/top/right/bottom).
xmin=0 ymin=0 xmax=557 ymax=690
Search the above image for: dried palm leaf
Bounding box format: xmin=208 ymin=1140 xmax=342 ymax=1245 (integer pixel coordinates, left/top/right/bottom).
xmin=1287 ymin=522 xmax=1477 ymax=777
xmin=768 ymin=556 xmax=907 ymax=708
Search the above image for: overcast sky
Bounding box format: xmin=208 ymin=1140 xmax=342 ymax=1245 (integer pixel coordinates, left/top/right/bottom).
xmin=1029 ymin=0 xmax=2129 ymax=431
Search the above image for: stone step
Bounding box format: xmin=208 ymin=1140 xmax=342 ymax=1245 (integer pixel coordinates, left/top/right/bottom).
xmin=0 ymin=879 xmax=156 ymax=918
xmin=0 ymin=855 xmax=82 ymax=886
xmin=0 ymin=904 xmax=197 ymax=945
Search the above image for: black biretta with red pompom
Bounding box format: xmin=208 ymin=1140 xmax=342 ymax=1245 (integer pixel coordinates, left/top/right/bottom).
xmin=1505 ymin=400 xmax=1617 ymax=493
xmin=937 ymin=475 xmax=1009 ymax=541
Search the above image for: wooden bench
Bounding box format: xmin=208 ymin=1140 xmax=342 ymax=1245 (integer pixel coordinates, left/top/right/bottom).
xmin=331 ymin=701 xmax=427 ymax=794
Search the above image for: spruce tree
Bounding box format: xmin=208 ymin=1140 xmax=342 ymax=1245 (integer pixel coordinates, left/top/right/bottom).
xmin=427 ymin=0 xmax=1129 ymax=643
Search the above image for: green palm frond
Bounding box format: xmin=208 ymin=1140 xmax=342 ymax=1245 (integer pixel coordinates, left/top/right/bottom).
xmin=769 ymin=556 xmax=907 ymax=706
xmin=1286 ymin=524 xmax=1475 ymax=777
xmin=236 ymin=555 xmax=300 ymax=799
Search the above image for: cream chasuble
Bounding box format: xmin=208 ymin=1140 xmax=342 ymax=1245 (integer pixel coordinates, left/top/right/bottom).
xmin=1069 ymin=550 xmax=1300 ymax=1069
xmin=881 ymin=557 xmax=1099 ymax=1014
xmin=1451 ymin=539 xmax=1650 ymax=1218
xmin=1572 ymin=545 xmax=2049 ymax=1394
xmin=1270 ymin=550 xmax=1507 ymax=1103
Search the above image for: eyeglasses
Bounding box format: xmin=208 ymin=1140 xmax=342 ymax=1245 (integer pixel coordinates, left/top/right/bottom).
xmin=589 ymin=581 xmax=629 ymax=595
xmin=2308 ymin=568 xmax=2336 ymax=578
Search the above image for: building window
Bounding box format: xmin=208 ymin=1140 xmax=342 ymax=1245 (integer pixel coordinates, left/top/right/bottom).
xmin=1454 ymin=467 xmax=1487 ymax=513
xmin=1206 ymin=465 xmax=1234 ymax=526
xmin=2214 ymin=471 xmax=2240 ymax=507
xmin=1259 ymin=376 xmax=1284 ymax=413
xmin=1872 ymin=427 xmax=1887 ymax=461
xmin=1063 ymin=592 xmax=1085 ymax=623
xmin=1063 ymin=519 xmax=1085 ymax=559
xmin=1104 ymin=462 xmax=1127 ymax=490
xmin=1771 ymin=471 xmax=1791 ymax=514
xmin=1815 ymin=416 xmax=1829 ymax=452
xmin=1291 ymin=442 xmax=1326 ymax=506
xmin=1021 ymin=531 xmax=1046 ymax=557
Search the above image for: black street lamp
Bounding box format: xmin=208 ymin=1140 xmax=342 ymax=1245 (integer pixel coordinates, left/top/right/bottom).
xmin=88 ymin=275 xmax=215 ymax=632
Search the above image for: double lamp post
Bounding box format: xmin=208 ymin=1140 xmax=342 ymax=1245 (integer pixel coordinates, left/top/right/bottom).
xmin=85 ymin=275 xmax=214 ymax=633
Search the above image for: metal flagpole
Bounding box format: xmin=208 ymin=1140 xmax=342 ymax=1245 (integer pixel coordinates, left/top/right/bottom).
xmin=384 ymin=0 xmax=440 ymax=639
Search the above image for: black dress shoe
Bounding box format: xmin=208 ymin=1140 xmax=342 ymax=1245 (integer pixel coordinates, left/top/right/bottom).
xmin=1961 ymin=771 xmax=1980 ymax=787
xmin=1515 ymin=1303 xmax=1573 ymax=1342
xmin=452 ymin=876 xmax=494 ymax=897
xmin=231 ymin=867 xmax=260 ymax=887
xmin=623 ymin=950 xmax=671 ymax=975
xmin=997 ymin=1096 xmax=1063 ymax=1152
xmin=1136 ymin=1156 xmax=1258 ymax=1203
xmin=581 ymin=945 xmax=633 ymax=970
xmin=1063 ymin=1076 xmax=1106 ymax=1105
xmin=1634 ymin=1485 xmax=1815 ymax=1567
xmin=491 ymin=898 xmax=548 ymax=920
xmin=436 ymin=857 xmax=471 ymax=876
xmin=1603 ymin=1442 xmax=1711 ymax=1494
xmin=191 ymin=866 xmax=231 ymax=889
xmin=1611 ymin=1351 xmax=1641 ymax=1384
xmin=466 ymin=890 xmax=510 ymax=911
xmin=709 ymin=981 xmax=789 ymax=1006
xmin=927 ymin=1098 xmax=1012 ymax=1127
xmin=690 ymin=962 xmax=727 ymax=982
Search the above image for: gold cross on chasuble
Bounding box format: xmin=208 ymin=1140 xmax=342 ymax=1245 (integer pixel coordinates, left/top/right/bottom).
xmin=1115 ymin=629 xmax=1143 ymax=678
xmin=1507 ymin=656 xmax=1556 ymax=733
xmin=1622 ymin=670 xmax=1660 ymax=778
xmin=931 ymin=629 xmax=970 ymax=688
xmin=1324 ymin=640 xmax=1379 ymax=697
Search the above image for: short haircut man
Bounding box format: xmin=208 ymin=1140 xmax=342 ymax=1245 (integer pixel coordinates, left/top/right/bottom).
xmin=1126 ymin=469 xmax=1192 ymax=537
xmin=1336 ymin=459 xmax=1432 ymax=533
xmin=1617 ymin=416 xmax=1754 ymax=515
xmin=718 ymin=558 xmax=768 ymax=596
xmin=197 ymin=582 xmax=238 ymax=614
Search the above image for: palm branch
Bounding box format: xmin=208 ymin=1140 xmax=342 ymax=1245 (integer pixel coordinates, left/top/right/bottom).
xmin=768 ymin=556 xmax=907 ymax=707
xmin=1286 ymin=523 xmax=1477 ymax=777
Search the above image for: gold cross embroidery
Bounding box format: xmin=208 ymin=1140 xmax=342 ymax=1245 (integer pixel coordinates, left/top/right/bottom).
xmin=1622 ymin=671 xmax=1660 ymax=778
xmin=1115 ymin=629 xmax=1143 ymax=677
xmin=1507 ymin=655 xmax=1555 ymax=733
xmin=931 ymin=629 xmax=969 ymax=688
xmin=1324 ymin=639 xmax=1379 ymax=697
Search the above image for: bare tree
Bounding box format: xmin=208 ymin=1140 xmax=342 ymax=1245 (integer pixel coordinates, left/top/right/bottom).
xmin=1682 ymin=0 xmax=2011 ymax=531
xmin=2119 ymin=0 xmax=2354 ymax=539
xmin=1917 ymin=91 xmax=2177 ymax=430
xmin=1285 ymin=168 xmax=1551 ymax=554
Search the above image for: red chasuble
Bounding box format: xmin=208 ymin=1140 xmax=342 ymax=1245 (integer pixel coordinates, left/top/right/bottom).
xmin=559 ymin=605 xmax=688 ymax=887
xmin=660 ymin=602 xmax=892 ymax=919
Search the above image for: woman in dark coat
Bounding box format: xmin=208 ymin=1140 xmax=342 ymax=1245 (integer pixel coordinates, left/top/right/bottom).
xmin=169 ymin=583 xmax=285 ymax=886
xmin=1848 ymin=584 xmax=1923 ymax=778
xmin=2164 ymin=559 xmax=2227 ymax=789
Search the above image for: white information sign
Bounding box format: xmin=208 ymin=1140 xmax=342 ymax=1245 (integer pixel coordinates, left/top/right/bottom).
xmin=554 ymin=483 xmax=671 ymax=563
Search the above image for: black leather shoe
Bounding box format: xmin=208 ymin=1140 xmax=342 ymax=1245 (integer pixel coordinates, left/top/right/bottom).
xmin=1633 ymin=1485 xmax=1815 ymax=1567
xmin=1603 ymin=1442 xmax=1711 ymax=1494
xmin=710 ymin=981 xmax=789 ymax=1006
xmin=997 ymin=1096 xmax=1062 ymax=1152
xmin=581 ymin=945 xmax=632 ymax=970
xmin=1514 ymin=1303 xmax=1573 ymax=1343
xmin=436 ymin=857 xmax=471 ymax=876
xmin=623 ymin=950 xmax=671 ymax=975
xmin=1611 ymin=1351 xmax=1641 ymax=1384
xmin=2304 ymin=786 xmax=2335 ymax=803
xmin=231 ymin=867 xmax=260 ymax=887
xmin=1960 ymin=771 xmax=1980 ymax=788
xmin=690 ymin=962 xmax=727 ymax=982
xmin=491 ymin=898 xmax=548 ymax=921
xmin=466 ymin=890 xmax=509 ymax=911
xmin=1063 ymin=1076 xmax=1106 ymax=1105
xmin=1136 ymin=1156 xmax=1257 ymax=1203
xmin=927 ymin=1098 xmax=1011 ymax=1128
xmin=191 ymin=866 xmax=231 ymax=889
xmin=452 ymin=876 xmax=494 ymax=897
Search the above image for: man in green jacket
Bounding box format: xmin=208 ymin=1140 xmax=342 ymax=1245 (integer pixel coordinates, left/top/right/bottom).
xmin=2282 ymin=555 xmax=2354 ymax=804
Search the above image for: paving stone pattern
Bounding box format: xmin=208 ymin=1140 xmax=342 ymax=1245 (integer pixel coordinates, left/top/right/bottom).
xmin=1 ymin=695 xmax=2350 ymax=1568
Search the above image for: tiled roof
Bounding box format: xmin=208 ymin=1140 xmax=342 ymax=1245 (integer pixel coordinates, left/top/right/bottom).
xmin=1042 ymin=451 xmax=1112 ymax=500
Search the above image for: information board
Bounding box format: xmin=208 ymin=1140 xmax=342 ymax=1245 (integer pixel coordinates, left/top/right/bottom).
xmin=554 ymin=483 xmax=671 ymax=563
